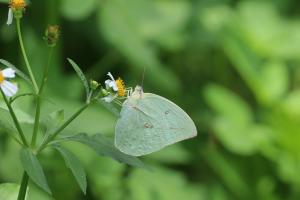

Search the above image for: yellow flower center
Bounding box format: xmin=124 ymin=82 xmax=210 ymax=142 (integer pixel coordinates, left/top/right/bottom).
xmin=0 ymin=71 xmax=4 ymax=84
xmin=116 ymin=78 xmax=126 ymax=97
xmin=10 ymin=0 xmax=26 ymax=9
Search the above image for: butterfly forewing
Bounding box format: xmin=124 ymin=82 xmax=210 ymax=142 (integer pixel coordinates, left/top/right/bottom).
xmin=115 ymin=92 xmax=197 ymax=156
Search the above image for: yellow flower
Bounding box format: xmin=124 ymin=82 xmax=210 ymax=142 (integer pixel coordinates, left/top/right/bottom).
xmin=9 ymin=0 xmax=26 ymax=9
xmin=7 ymin=0 xmax=26 ymax=25
xmin=116 ymin=78 xmax=126 ymax=97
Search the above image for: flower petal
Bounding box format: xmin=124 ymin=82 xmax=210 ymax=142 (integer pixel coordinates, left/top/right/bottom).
xmin=2 ymin=68 xmax=16 ymax=78
xmin=107 ymin=72 xmax=115 ymax=81
xmin=7 ymin=8 xmax=13 ymax=25
xmin=105 ymin=80 xmax=118 ymax=91
xmin=0 ymin=80 xmax=18 ymax=97
xmin=102 ymin=94 xmax=117 ymax=103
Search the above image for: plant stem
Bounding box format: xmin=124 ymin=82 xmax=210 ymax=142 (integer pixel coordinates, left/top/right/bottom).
xmin=16 ymin=18 xmax=38 ymax=93
xmin=31 ymin=95 xmax=41 ymax=147
xmin=0 ymin=90 xmax=28 ymax=147
xmin=31 ymin=47 xmax=54 ymax=147
xmin=40 ymin=47 xmax=54 ymax=93
xmin=37 ymin=103 xmax=91 ymax=152
xmin=17 ymin=172 xmax=29 ymax=200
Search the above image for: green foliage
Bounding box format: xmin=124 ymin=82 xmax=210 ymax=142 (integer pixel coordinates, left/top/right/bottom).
xmin=53 ymin=133 xmax=147 ymax=169
xmin=67 ymin=58 xmax=90 ymax=101
xmin=20 ymin=148 xmax=51 ymax=194
xmin=53 ymin=145 xmax=87 ymax=194
xmin=2 ymin=0 xmax=300 ymax=199
xmin=0 ymin=183 xmax=26 ymax=200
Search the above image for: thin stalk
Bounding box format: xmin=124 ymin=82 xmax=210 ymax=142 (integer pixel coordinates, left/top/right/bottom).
xmin=16 ymin=18 xmax=38 ymax=93
xmin=0 ymin=90 xmax=28 ymax=146
xmin=10 ymin=93 xmax=35 ymax=104
xmin=37 ymin=103 xmax=90 ymax=152
xmin=31 ymin=95 xmax=41 ymax=147
xmin=17 ymin=172 xmax=29 ymax=200
xmin=39 ymin=47 xmax=54 ymax=93
xmin=31 ymin=48 xmax=54 ymax=147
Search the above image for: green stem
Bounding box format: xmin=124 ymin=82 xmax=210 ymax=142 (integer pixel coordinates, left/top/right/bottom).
xmin=37 ymin=103 xmax=91 ymax=152
xmin=17 ymin=172 xmax=29 ymax=200
xmin=40 ymin=47 xmax=54 ymax=93
xmin=0 ymin=90 xmax=28 ymax=147
xmin=16 ymin=18 xmax=38 ymax=93
xmin=31 ymin=96 xmax=41 ymax=147
xmin=31 ymin=48 xmax=54 ymax=147
xmin=9 ymin=93 xmax=35 ymax=104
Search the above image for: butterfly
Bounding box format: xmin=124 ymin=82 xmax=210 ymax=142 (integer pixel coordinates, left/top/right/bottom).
xmin=115 ymin=86 xmax=197 ymax=156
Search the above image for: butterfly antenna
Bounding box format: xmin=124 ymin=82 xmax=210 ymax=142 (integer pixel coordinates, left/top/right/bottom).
xmin=141 ymin=66 xmax=146 ymax=89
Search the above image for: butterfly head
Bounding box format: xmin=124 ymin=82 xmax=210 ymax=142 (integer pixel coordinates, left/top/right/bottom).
xmin=131 ymin=85 xmax=144 ymax=99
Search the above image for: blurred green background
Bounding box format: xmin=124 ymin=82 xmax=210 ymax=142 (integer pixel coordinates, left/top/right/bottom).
xmin=1 ymin=0 xmax=300 ymax=199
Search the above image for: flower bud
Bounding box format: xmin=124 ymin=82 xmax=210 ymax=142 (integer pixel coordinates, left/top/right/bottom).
xmin=90 ymin=80 xmax=99 ymax=90
xmin=44 ymin=25 xmax=60 ymax=47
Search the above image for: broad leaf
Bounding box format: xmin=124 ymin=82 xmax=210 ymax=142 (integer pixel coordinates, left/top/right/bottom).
xmin=52 ymin=133 xmax=148 ymax=169
xmin=0 ymin=59 xmax=31 ymax=85
xmin=20 ymin=148 xmax=51 ymax=194
xmin=67 ymin=58 xmax=90 ymax=100
xmin=53 ymin=145 xmax=87 ymax=194
xmin=0 ymin=183 xmax=28 ymax=200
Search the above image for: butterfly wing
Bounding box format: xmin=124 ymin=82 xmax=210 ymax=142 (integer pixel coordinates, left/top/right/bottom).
xmin=115 ymin=93 xmax=197 ymax=156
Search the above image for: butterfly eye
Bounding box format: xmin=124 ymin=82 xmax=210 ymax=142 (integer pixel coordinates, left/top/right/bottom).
xmin=165 ymin=110 xmax=170 ymax=115
xmin=144 ymin=122 xmax=153 ymax=129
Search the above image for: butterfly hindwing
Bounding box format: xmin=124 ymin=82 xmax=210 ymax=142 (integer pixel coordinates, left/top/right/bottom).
xmin=115 ymin=93 xmax=197 ymax=156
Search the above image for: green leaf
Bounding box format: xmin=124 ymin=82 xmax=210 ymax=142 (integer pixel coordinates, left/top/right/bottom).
xmin=0 ymin=107 xmax=21 ymax=143
xmin=0 ymin=183 xmax=28 ymax=200
xmin=20 ymin=148 xmax=52 ymax=194
xmin=0 ymin=59 xmax=32 ymax=85
xmin=52 ymin=133 xmax=148 ymax=169
xmin=60 ymin=0 xmax=97 ymax=20
xmin=99 ymin=0 xmax=180 ymax=93
xmin=204 ymin=84 xmax=253 ymax=125
xmin=67 ymin=58 xmax=90 ymax=100
xmin=41 ymin=110 xmax=64 ymax=135
xmin=97 ymin=99 xmax=120 ymax=117
xmin=53 ymin=145 xmax=87 ymax=194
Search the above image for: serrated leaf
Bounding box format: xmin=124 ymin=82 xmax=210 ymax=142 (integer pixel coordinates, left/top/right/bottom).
xmin=41 ymin=110 xmax=64 ymax=135
xmin=52 ymin=133 xmax=148 ymax=169
xmin=20 ymin=148 xmax=52 ymax=194
xmin=97 ymin=99 xmax=120 ymax=117
xmin=0 ymin=59 xmax=31 ymax=85
xmin=67 ymin=58 xmax=90 ymax=100
xmin=53 ymin=145 xmax=87 ymax=194
xmin=0 ymin=183 xmax=28 ymax=200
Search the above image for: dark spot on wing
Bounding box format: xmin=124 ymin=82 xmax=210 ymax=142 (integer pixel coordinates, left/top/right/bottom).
xmin=144 ymin=122 xmax=153 ymax=128
xmin=165 ymin=110 xmax=170 ymax=114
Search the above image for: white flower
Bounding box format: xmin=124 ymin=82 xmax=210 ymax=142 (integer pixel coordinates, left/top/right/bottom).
xmin=102 ymin=94 xmax=118 ymax=103
xmin=0 ymin=68 xmax=18 ymax=97
xmin=105 ymin=72 xmax=118 ymax=91
xmin=7 ymin=8 xmax=13 ymax=25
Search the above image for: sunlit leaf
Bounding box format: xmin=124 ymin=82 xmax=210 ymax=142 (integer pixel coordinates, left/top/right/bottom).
xmin=0 ymin=183 xmax=28 ymax=200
